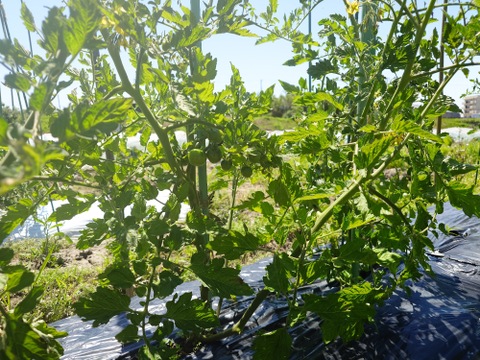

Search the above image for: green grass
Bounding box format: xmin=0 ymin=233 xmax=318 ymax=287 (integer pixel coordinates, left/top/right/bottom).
xmin=254 ymin=115 xmax=296 ymax=131
xmin=34 ymin=266 xmax=101 ymax=323
xmin=2 ymin=237 xmax=106 ymax=323
xmin=438 ymin=117 xmax=480 ymax=129
xmin=441 ymin=139 xmax=480 ymax=193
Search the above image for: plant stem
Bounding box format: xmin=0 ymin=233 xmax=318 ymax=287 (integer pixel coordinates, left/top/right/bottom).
xmin=199 ymin=289 xmax=271 ymax=343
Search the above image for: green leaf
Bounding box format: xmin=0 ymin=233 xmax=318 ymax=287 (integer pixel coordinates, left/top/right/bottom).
xmin=4 ymin=265 xmax=35 ymax=293
xmin=278 ymin=80 xmax=299 ymax=93
xmin=0 ymin=116 xmax=8 ymax=145
xmin=64 ymin=0 xmax=101 ymax=55
xmin=355 ymin=134 xmax=394 ymax=170
xmin=74 ymin=287 xmax=131 ymax=326
xmin=0 ymin=247 xmax=14 ymax=265
xmin=374 ymin=249 xmax=402 ymax=273
xmin=1 ymin=313 xmax=65 ymax=359
xmin=312 ymin=92 xmax=344 ymax=110
xmin=190 ymin=262 xmax=253 ymax=298
xmin=48 ymin=198 xmax=94 ymax=222
xmin=393 ymin=119 xmax=442 ymax=143
xmin=209 ymin=231 xmax=262 ymax=260
xmin=4 ymin=73 xmax=31 ymax=92
xmin=152 ymin=270 xmax=183 ymax=298
xmin=115 ymin=324 xmax=139 ymax=344
xmin=80 ymin=98 xmax=133 ymax=132
xmin=442 ymin=157 xmax=477 ymax=176
xmin=253 ymin=327 xmax=291 ymax=360
xmin=165 ymin=293 xmax=219 ymax=332
xmin=99 ymin=265 xmax=136 ymax=289
xmin=234 ymin=191 xmax=265 ymax=210
xmin=304 ymin=282 xmax=380 ymax=342
xmin=21 ymin=3 xmax=36 ymax=31
xmin=268 ymin=179 xmax=289 ymax=207
xmin=0 ymin=199 xmax=34 ymax=242
xmin=308 ymin=59 xmax=336 ymax=79
xmin=278 ymin=127 xmax=326 ymax=144
xmin=30 ymin=83 xmax=49 ymax=111
xmin=15 ymin=286 xmax=44 ymax=316
xmin=263 ymin=253 xmax=294 ymax=293
xmin=446 ymin=181 xmax=480 ymax=217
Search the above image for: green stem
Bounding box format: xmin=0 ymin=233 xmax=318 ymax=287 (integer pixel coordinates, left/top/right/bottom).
xmin=309 ymin=132 xmax=412 ymax=249
xmin=30 ymin=176 xmax=103 ymax=190
xmin=99 ymin=29 xmax=185 ymax=184
xmin=227 ymin=173 xmax=239 ymax=230
xmin=384 ymin=0 xmax=436 ymax=117
xmin=141 ymin=263 xmax=159 ymax=354
xmin=368 ymin=185 xmax=413 ymax=233
xmin=199 ymin=289 xmax=271 ymax=343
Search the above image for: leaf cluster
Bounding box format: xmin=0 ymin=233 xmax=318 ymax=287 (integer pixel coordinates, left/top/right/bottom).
xmin=1 ymin=0 xmax=480 ymax=359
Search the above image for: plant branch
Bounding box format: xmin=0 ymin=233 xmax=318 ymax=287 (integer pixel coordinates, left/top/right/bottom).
xmin=198 ymin=289 xmax=271 ymax=343
xmin=367 ymin=184 xmax=412 ymax=232
xmin=384 ymin=0 xmax=436 ymax=117
xmin=31 ymin=176 xmax=102 ymax=190
xmin=99 ymin=29 xmax=184 ymax=181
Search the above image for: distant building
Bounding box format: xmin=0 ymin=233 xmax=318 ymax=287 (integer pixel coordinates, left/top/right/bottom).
xmin=463 ymin=94 xmax=480 ymax=118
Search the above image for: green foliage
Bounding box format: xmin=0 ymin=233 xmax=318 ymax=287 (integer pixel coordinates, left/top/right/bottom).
xmin=0 ymin=241 xmax=67 ymax=359
xmin=1 ymin=0 xmax=480 ymax=358
xmin=252 ymin=327 xmax=292 ymax=360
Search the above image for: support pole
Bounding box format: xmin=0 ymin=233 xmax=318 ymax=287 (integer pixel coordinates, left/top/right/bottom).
xmin=436 ymin=0 xmax=447 ymax=135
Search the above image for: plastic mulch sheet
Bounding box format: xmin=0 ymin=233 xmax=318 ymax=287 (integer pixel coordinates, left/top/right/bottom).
xmin=53 ymin=203 xmax=480 ymax=359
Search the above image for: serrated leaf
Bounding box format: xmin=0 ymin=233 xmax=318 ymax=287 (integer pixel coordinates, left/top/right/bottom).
xmin=278 ymin=127 xmax=323 ymax=144
xmin=308 ymin=59 xmax=336 ymax=79
xmin=355 ymin=134 xmax=394 ymax=170
xmin=263 ymin=253 xmax=294 ymax=293
xmin=446 ymin=181 xmax=480 ymax=217
xmin=1 ymin=313 xmax=65 ymax=359
xmin=253 ymin=327 xmax=291 ymax=360
xmin=165 ymin=293 xmax=219 ymax=332
xmin=74 ymin=287 xmax=131 ymax=326
xmin=313 ymin=92 xmax=344 ymax=110
xmin=234 ymin=191 xmax=265 ymax=210
xmin=15 ymin=286 xmax=44 ymax=316
xmin=30 ymin=83 xmax=49 ymax=111
xmin=374 ymin=249 xmax=402 ymax=273
xmin=304 ymin=282 xmax=378 ymax=343
xmin=268 ymin=179 xmax=289 ymax=207
xmin=81 ymin=98 xmax=133 ymax=131
xmin=115 ymin=324 xmax=139 ymax=344
xmin=393 ymin=119 xmax=442 ymax=143
xmin=442 ymin=157 xmax=477 ymax=176
xmin=64 ymin=0 xmax=101 ymax=55
xmin=0 ymin=247 xmax=14 ymax=265
xmin=279 ymin=80 xmax=299 ymax=93
xmin=4 ymin=265 xmax=35 ymax=293
xmin=190 ymin=263 xmax=253 ymax=298
xmin=153 ymin=270 xmax=183 ymax=298
xmin=209 ymin=231 xmax=262 ymax=260
xmin=21 ymin=3 xmax=36 ymax=32
xmin=0 ymin=199 xmax=34 ymax=242
xmin=4 ymin=73 xmax=31 ymax=92
xmin=48 ymin=198 xmax=94 ymax=223
xmin=99 ymin=266 xmax=136 ymax=289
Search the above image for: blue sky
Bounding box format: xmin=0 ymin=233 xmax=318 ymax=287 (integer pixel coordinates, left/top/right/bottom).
xmin=0 ymin=0 xmax=478 ymax=110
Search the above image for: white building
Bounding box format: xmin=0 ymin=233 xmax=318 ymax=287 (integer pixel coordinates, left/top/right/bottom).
xmin=463 ymin=94 xmax=480 ymax=118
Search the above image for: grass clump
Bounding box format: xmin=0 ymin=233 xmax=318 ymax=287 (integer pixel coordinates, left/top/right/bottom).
xmin=1 ymin=237 xmax=109 ymax=323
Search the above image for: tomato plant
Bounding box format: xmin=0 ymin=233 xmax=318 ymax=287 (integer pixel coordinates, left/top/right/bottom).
xmin=1 ymin=0 xmax=480 ymax=359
